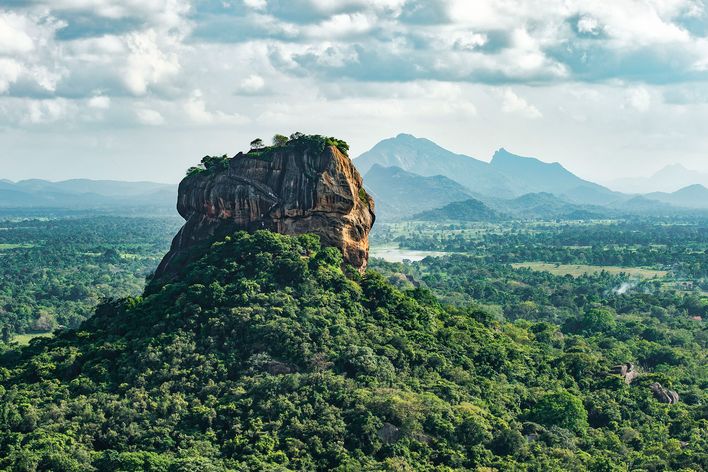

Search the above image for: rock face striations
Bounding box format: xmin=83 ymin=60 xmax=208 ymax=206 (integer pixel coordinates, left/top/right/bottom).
xmin=155 ymin=135 xmax=375 ymax=278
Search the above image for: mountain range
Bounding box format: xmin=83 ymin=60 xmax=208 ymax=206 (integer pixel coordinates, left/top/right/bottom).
xmin=607 ymin=164 xmax=708 ymax=194
xmin=492 ymin=192 xmax=610 ymax=220
xmin=0 ymin=178 xmax=177 ymax=212
xmin=356 ymin=134 xmax=708 ymax=220
xmin=3 ymin=135 xmax=706 ymax=219
xmin=355 ymin=134 xmax=623 ymax=205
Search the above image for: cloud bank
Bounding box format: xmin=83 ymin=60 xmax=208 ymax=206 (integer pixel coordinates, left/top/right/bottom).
xmin=0 ymin=0 xmax=707 ymax=182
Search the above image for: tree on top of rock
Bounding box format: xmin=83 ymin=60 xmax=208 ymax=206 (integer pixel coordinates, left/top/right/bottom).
xmin=273 ymin=134 xmax=288 ymax=146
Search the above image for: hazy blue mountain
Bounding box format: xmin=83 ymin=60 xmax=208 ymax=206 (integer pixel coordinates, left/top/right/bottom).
xmin=13 ymin=179 xmax=174 ymax=197
xmin=489 ymin=148 xmax=621 ymax=205
xmin=0 ymin=188 xmax=38 ymax=206
xmin=560 ymin=185 xmax=628 ymax=206
xmin=364 ymin=164 xmax=476 ymax=219
xmin=611 ymin=196 xmax=682 ymax=215
xmin=412 ymin=198 xmax=505 ymax=222
xmin=644 ymin=184 xmax=708 ymax=209
xmin=355 ymin=135 xmax=625 ymax=205
xmin=0 ymin=186 xmax=112 ymax=207
xmin=354 ymin=134 xmax=519 ymax=197
xmin=607 ymin=164 xmax=708 ymax=193
xmin=0 ymin=178 xmax=177 ymax=211
xmin=492 ymin=192 xmax=609 ymax=220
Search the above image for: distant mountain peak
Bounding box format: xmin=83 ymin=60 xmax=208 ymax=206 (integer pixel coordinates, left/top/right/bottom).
xmin=491 ymin=148 xmax=563 ymax=168
xmin=490 ymin=148 xmax=570 ymax=175
xmin=651 ymin=163 xmax=697 ymax=179
xmin=513 ymin=191 xmax=563 ymax=202
xmin=608 ymin=162 xmax=708 ymax=194
xmin=655 ymin=163 xmax=689 ymax=173
xmin=643 ymin=182 xmax=708 ymax=209
xmin=492 ymin=148 xmax=532 ymax=163
xmin=674 ymin=183 xmax=708 ymax=194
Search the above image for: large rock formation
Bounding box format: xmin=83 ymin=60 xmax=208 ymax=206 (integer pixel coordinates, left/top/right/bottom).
xmin=155 ymin=136 xmax=375 ymax=278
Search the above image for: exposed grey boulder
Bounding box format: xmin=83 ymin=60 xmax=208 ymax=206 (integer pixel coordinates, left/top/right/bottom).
xmin=610 ymin=362 xmax=638 ymax=384
xmin=377 ymin=423 xmax=402 ymax=444
xmin=650 ymin=382 xmax=679 ymax=404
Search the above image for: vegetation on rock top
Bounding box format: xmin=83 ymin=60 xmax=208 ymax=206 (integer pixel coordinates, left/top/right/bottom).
xmin=185 ymin=133 xmax=350 ymax=178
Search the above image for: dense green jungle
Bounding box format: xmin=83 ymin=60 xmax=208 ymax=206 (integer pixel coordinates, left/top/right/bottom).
xmin=0 ymin=209 xmax=705 ymax=471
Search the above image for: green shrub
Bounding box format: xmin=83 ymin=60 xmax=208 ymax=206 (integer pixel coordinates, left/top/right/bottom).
xmin=529 ymin=391 xmax=588 ymax=433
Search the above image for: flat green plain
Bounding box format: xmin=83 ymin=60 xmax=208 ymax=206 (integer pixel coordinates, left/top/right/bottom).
xmin=512 ymin=262 xmax=668 ymax=279
xmin=12 ymin=332 xmax=53 ymax=345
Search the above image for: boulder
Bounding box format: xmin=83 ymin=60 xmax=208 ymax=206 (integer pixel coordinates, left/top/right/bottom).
xmin=377 ymin=423 xmax=402 ymax=444
xmin=650 ymin=382 xmax=679 ymax=404
xmin=610 ymin=362 xmax=638 ymax=384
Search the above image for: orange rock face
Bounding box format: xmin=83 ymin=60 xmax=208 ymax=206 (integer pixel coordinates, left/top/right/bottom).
xmin=155 ymin=143 xmax=375 ymax=277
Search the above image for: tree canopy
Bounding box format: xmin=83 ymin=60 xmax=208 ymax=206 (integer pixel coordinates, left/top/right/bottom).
xmin=1 ymin=230 xmax=705 ymax=471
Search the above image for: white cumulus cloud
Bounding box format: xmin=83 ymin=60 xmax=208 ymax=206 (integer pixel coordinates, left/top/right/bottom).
xmin=123 ymin=30 xmax=181 ymax=95
xmin=87 ymin=95 xmax=111 ymax=109
xmin=498 ymin=88 xmax=542 ymax=119
xmin=24 ymin=99 xmax=70 ymax=124
xmin=183 ymin=90 xmax=249 ymax=125
xmin=626 ymin=86 xmax=652 ymax=112
xmin=238 ymin=74 xmax=266 ymax=94
xmin=0 ymin=11 xmax=35 ymax=54
xmin=135 ymin=108 xmax=165 ymax=125
xmin=0 ymin=59 xmax=23 ymax=93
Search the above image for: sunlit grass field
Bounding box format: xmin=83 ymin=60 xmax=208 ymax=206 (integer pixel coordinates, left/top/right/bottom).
xmin=12 ymin=332 xmax=53 ymax=346
xmin=512 ymin=262 xmax=668 ymax=279
xmin=0 ymin=243 xmax=35 ymax=250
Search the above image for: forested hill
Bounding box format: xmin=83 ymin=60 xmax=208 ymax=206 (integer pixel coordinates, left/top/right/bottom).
xmin=412 ymin=198 xmax=505 ymax=222
xmin=0 ymin=231 xmax=705 ymax=470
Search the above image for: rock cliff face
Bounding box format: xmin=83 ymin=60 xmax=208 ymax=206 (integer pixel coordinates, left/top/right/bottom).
xmin=155 ymin=139 xmax=375 ymax=278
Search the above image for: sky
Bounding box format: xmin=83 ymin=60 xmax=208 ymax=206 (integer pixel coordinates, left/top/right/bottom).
xmin=0 ymin=0 xmax=707 ymax=184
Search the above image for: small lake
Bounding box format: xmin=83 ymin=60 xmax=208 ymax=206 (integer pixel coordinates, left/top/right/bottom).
xmin=369 ymin=245 xmax=450 ymax=263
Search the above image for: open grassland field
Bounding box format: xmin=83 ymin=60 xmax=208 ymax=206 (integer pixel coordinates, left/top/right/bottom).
xmin=511 ymin=262 xmax=669 ymax=279
xmin=12 ymin=331 xmax=53 ymax=346
xmin=0 ymin=243 xmax=35 ymax=250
